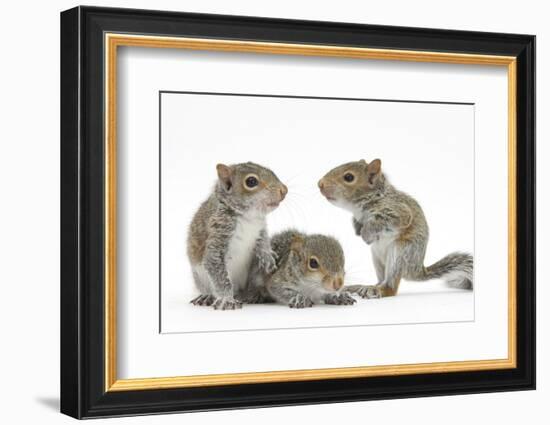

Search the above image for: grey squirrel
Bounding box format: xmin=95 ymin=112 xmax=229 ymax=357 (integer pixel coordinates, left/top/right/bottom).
xmin=250 ymin=230 xmax=356 ymax=308
xmin=318 ymin=159 xmax=473 ymax=298
xmin=187 ymin=162 xmax=287 ymax=310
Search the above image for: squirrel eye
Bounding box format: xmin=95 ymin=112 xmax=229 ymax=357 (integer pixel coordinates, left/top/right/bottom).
xmin=343 ymin=173 xmax=355 ymax=183
xmin=244 ymin=175 xmax=259 ymax=189
xmin=308 ymin=257 xmax=320 ymax=270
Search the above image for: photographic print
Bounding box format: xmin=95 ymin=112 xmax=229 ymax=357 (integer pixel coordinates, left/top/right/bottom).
xmin=159 ymin=91 xmax=474 ymax=333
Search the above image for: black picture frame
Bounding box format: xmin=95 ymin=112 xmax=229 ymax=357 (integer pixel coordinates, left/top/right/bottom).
xmin=60 ymin=5 xmax=535 ymax=419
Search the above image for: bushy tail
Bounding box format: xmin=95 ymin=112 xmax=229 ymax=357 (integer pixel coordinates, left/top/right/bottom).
xmin=421 ymin=252 xmax=473 ymax=289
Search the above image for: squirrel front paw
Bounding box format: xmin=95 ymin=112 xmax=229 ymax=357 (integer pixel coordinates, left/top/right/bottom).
xmin=212 ymin=296 xmax=243 ymax=310
xmin=361 ymin=230 xmax=380 ymax=245
xmin=258 ymin=250 xmax=278 ymax=274
xmin=339 ymin=292 xmax=357 ymax=305
xmin=354 ymin=285 xmax=382 ymax=299
xmin=324 ymin=292 xmax=356 ymax=305
xmin=352 ymin=218 xmax=363 ymax=236
xmin=288 ymin=294 xmax=314 ymax=309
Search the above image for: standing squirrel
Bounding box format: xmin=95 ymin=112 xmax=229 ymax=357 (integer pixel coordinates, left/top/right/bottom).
xmin=253 ymin=230 xmax=356 ymax=308
xmin=318 ymin=159 xmax=473 ymax=298
xmin=187 ymin=162 xmax=287 ymax=310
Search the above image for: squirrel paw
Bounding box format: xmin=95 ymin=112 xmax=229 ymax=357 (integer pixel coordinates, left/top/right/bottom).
xmin=212 ymin=297 xmax=243 ymax=310
xmin=339 ymin=292 xmax=357 ymax=305
xmin=362 ymin=232 xmax=380 ymax=245
xmin=355 ymin=285 xmax=382 ymax=299
xmin=352 ymin=218 xmax=363 ymax=236
xmin=360 ymin=225 xmax=380 ymax=245
xmin=325 ymin=292 xmax=357 ymax=305
xmin=190 ymin=294 xmax=215 ymax=306
xmin=288 ymin=294 xmax=314 ymax=309
xmin=258 ymin=250 xmax=278 ymax=273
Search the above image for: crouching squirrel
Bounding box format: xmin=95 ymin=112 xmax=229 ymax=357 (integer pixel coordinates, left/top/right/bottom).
xmin=318 ymin=159 xmax=473 ymax=298
xmin=187 ymin=162 xmax=287 ymax=310
xmin=249 ymin=230 xmax=356 ymax=308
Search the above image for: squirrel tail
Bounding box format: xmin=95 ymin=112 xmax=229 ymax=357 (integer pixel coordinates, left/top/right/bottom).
xmin=420 ymin=252 xmax=473 ymax=290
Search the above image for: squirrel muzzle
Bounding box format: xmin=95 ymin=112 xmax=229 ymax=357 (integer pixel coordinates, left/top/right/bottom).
xmin=323 ymin=274 xmax=344 ymax=291
xmin=279 ymin=184 xmax=288 ymax=201
xmin=318 ymin=179 xmax=337 ymax=201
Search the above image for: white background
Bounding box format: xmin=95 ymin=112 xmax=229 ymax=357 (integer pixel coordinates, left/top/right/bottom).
xmin=161 ymin=93 xmax=475 ymax=333
xmin=119 ymin=47 xmax=507 ymax=379
xmin=0 ymin=1 xmax=547 ymax=424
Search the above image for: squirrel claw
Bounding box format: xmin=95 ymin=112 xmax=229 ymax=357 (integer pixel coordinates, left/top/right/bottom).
xmin=338 ymin=292 xmax=357 ymax=305
xmin=190 ymin=294 xmax=215 ymax=306
xmin=356 ymin=285 xmax=382 ymax=299
xmin=212 ymin=297 xmax=242 ymax=310
xmin=288 ymin=294 xmax=314 ymax=309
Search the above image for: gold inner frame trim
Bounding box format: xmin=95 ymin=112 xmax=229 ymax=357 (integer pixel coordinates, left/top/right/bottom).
xmin=104 ymin=33 xmax=517 ymax=392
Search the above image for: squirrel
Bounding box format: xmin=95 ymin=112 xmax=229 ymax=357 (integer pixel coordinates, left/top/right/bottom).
xmin=252 ymin=229 xmax=356 ymax=308
xmin=187 ymin=162 xmax=287 ymax=310
xmin=318 ymin=159 xmax=473 ymax=298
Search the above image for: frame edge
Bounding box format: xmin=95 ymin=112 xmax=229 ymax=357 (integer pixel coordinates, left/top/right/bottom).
xmin=60 ymin=5 xmax=83 ymax=420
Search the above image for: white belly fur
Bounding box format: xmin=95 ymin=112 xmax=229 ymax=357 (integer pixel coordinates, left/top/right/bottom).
xmin=371 ymin=233 xmax=394 ymax=261
xmin=225 ymin=213 xmax=265 ymax=292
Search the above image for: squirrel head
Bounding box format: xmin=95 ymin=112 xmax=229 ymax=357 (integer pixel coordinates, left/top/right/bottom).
xmin=317 ymin=159 xmax=385 ymax=210
xmin=290 ymin=233 xmax=345 ymax=292
xmin=215 ymin=162 xmax=288 ymax=214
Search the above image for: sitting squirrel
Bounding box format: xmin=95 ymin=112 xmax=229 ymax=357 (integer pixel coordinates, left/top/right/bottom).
xmin=187 ymin=162 xmax=287 ymax=310
xmin=251 ymin=230 xmax=356 ymax=308
xmin=318 ymin=159 xmax=473 ymax=298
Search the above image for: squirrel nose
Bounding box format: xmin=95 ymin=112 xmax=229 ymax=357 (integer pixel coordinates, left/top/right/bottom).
xmin=318 ymin=179 xmax=325 ymax=189
xmin=279 ymin=185 xmax=288 ymax=200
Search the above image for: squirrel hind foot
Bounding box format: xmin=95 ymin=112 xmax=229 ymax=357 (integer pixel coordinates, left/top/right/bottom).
xmin=346 ymin=284 xmax=383 ymax=299
xmin=212 ymin=297 xmax=243 ymax=310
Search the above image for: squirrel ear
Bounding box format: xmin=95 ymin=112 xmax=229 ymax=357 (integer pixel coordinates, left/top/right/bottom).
xmin=216 ymin=163 xmax=233 ymax=191
xmin=366 ymin=159 xmax=382 ymax=184
xmin=290 ymin=235 xmax=305 ymax=253
xmin=359 ymin=159 xmax=367 ymax=166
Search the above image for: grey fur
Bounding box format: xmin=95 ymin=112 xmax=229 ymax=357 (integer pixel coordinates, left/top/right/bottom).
xmin=187 ymin=162 xmax=287 ymax=310
xmin=254 ymin=230 xmax=356 ymax=308
xmin=319 ymin=159 xmax=473 ymax=298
